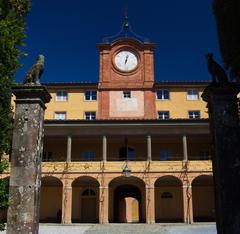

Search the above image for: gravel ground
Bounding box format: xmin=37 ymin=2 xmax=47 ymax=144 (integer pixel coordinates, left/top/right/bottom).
xmin=0 ymin=223 xmax=217 ymax=234
xmin=166 ymin=224 xmax=217 ymax=234
xmin=0 ymin=224 xmax=92 ymax=234
xmin=85 ymin=224 xmax=217 ymax=234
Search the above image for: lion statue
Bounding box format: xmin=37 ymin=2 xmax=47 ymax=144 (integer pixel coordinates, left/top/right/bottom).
xmin=23 ymin=54 xmax=44 ymax=85
xmin=205 ymin=53 xmax=228 ymax=84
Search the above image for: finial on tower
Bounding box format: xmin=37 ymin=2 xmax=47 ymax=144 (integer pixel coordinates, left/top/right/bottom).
xmin=123 ymin=7 xmax=129 ymax=30
xmin=101 ymin=6 xmax=150 ymax=44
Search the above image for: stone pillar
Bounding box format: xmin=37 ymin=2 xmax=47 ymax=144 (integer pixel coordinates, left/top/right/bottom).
xmin=99 ymin=186 xmax=109 ymax=224
xmin=102 ymin=135 xmax=107 ymax=161
xmin=202 ymin=83 xmax=240 ymax=234
xmin=147 ymin=135 xmax=152 ymax=161
xmin=146 ymin=185 xmax=155 ymax=224
xmin=62 ymin=181 xmax=72 ymax=224
xmin=182 ymin=184 xmax=193 ymax=224
xmin=7 ymin=85 xmax=51 ymax=234
xmin=66 ymin=136 xmax=72 ymax=162
xmin=182 ymin=135 xmax=188 ymax=161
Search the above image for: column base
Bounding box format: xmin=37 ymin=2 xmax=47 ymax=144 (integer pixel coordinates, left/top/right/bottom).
xmin=147 ymin=220 xmax=155 ymax=224
xmin=100 ymin=221 xmax=109 ymax=224
xmin=62 ymin=221 xmax=72 ymax=225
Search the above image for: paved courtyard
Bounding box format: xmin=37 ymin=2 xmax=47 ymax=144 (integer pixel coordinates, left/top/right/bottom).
xmin=0 ymin=223 xmax=217 ymax=234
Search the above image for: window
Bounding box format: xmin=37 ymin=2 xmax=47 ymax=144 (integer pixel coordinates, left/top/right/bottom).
xmin=156 ymin=89 xmax=169 ymax=100
xmin=85 ymin=112 xmax=96 ymax=120
xmin=85 ymin=90 xmax=97 ymax=101
xmin=160 ymin=149 xmax=171 ymax=160
xmin=188 ymin=111 xmax=200 ymax=119
xmin=119 ymin=147 xmax=136 ymax=161
xmin=82 ymin=188 xmax=96 ymax=196
xmin=54 ymin=112 xmax=66 ymax=120
xmin=158 ymin=111 xmax=170 ymax=120
xmin=187 ymin=89 xmax=199 ymax=100
xmin=83 ymin=151 xmax=96 ymax=161
xmin=123 ymin=91 xmax=131 ymax=98
xmin=42 ymin=152 xmax=53 ymax=162
xmin=56 ymin=90 xmax=68 ymax=101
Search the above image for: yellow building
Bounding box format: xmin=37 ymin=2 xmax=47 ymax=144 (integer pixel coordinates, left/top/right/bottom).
xmin=1 ymin=35 xmax=215 ymax=225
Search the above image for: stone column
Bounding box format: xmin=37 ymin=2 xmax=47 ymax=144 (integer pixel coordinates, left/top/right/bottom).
xmin=99 ymin=186 xmax=109 ymax=224
xmin=147 ymin=135 xmax=152 ymax=161
xmin=202 ymin=83 xmax=240 ymax=234
xmin=7 ymin=85 xmax=51 ymax=234
xmin=182 ymin=135 xmax=188 ymax=161
xmin=62 ymin=181 xmax=72 ymax=224
xmin=146 ymin=185 xmax=155 ymax=224
xmin=182 ymin=184 xmax=193 ymax=224
xmin=66 ymin=136 xmax=72 ymax=162
xmin=102 ymin=135 xmax=107 ymax=161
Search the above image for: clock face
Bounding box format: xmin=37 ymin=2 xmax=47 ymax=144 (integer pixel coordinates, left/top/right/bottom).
xmin=114 ymin=51 xmax=138 ymax=72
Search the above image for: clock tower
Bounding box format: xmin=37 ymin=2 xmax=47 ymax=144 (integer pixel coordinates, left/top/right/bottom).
xmin=97 ymin=21 xmax=156 ymax=119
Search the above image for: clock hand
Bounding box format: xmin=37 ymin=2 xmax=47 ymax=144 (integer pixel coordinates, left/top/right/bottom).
xmin=125 ymin=55 xmax=129 ymax=64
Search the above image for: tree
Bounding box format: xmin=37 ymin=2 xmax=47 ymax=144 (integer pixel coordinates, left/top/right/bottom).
xmin=213 ymin=0 xmax=240 ymax=80
xmin=0 ymin=0 xmax=31 ymax=230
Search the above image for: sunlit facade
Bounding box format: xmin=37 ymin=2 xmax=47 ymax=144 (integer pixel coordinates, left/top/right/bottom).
xmin=0 ymin=37 xmax=215 ymax=225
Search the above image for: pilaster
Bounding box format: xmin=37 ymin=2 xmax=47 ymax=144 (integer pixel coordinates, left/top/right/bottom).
xmin=99 ymin=185 xmax=109 ymax=224
xmin=146 ymin=185 xmax=155 ymax=224
xmin=182 ymin=184 xmax=193 ymax=224
xmin=62 ymin=180 xmax=72 ymax=224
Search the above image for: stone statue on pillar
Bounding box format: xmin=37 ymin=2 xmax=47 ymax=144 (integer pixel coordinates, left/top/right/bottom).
xmin=202 ymin=53 xmax=240 ymax=234
xmin=23 ymin=54 xmax=44 ymax=85
xmin=7 ymin=55 xmax=51 ymax=234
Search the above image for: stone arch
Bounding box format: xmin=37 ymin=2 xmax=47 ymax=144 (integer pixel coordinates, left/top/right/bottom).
xmin=40 ymin=176 xmax=63 ymax=223
xmin=109 ymin=176 xmax=146 ymax=223
xmin=155 ymin=175 xmax=183 ymax=222
xmin=108 ymin=175 xmax=146 ymax=187
xmin=192 ymin=175 xmax=215 ymax=222
xmin=72 ymin=176 xmax=99 ymax=223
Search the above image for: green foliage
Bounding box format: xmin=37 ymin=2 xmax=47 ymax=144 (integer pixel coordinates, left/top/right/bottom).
xmin=213 ymin=0 xmax=240 ymax=80
xmin=0 ymin=0 xmax=31 ymax=230
xmin=0 ymin=160 xmax=9 ymax=231
xmin=0 ymin=0 xmax=31 ymax=155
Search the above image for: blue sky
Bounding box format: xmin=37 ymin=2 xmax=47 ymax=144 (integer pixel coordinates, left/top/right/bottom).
xmin=16 ymin=0 xmax=221 ymax=83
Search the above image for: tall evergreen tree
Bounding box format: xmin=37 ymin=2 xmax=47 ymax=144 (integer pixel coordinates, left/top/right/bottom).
xmin=213 ymin=0 xmax=240 ymax=80
xmin=0 ymin=0 xmax=31 ymax=230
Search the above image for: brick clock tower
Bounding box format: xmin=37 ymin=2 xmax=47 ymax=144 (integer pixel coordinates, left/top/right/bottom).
xmin=97 ymin=37 xmax=156 ymax=119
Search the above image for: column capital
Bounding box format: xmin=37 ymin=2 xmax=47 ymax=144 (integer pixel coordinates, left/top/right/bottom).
xmin=202 ymin=82 xmax=239 ymax=103
xmin=12 ymin=85 xmax=51 ymax=109
xmin=63 ymin=185 xmax=72 ymax=190
xmin=99 ymin=186 xmax=108 ymax=189
xmin=146 ymin=185 xmax=154 ymax=189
